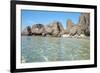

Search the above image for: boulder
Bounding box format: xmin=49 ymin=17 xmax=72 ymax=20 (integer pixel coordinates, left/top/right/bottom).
xmin=50 ymin=21 xmax=65 ymax=37
xmin=31 ymin=24 xmax=45 ymax=35
xmin=21 ymin=26 xmax=32 ymax=36
xmin=50 ymin=21 xmax=60 ymax=37
xmin=44 ymin=25 xmax=53 ymax=36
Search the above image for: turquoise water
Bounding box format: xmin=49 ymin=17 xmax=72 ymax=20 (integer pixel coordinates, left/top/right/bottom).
xmin=21 ymin=36 xmax=90 ymax=63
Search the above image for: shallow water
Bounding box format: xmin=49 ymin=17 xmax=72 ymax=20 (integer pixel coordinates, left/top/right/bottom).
xmin=21 ymin=36 xmax=90 ymax=63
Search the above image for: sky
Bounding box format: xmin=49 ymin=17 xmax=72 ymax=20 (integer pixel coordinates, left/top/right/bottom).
xmin=21 ymin=10 xmax=81 ymax=30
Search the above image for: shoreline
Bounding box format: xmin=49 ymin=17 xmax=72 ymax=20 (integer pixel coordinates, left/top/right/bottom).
xmin=21 ymin=35 xmax=90 ymax=40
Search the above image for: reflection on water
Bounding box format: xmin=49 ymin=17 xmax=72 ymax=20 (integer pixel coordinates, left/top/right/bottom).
xmin=21 ymin=36 xmax=90 ymax=63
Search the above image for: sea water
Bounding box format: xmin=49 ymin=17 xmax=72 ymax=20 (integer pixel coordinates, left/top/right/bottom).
xmin=21 ymin=36 xmax=90 ymax=63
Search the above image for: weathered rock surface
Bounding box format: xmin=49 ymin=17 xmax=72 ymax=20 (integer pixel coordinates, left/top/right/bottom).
xmin=79 ymin=13 xmax=90 ymax=36
xmin=31 ymin=24 xmax=45 ymax=36
xmin=44 ymin=25 xmax=53 ymax=36
xmin=52 ymin=21 xmax=68 ymax=37
xmin=50 ymin=21 xmax=60 ymax=37
xmin=50 ymin=21 xmax=64 ymax=37
xmin=69 ymin=25 xmax=81 ymax=36
xmin=69 ymin=26 xmax=78 ymax=36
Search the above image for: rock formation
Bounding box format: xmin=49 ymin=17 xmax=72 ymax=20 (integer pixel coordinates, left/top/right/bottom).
xmin=67 ymin=19 xmax=73 ymax=33
xmin=69 ymin=25 xmax=81 ymax=36
xmin=50 ymin=21 xmax=65 ymax=37
xmin=27 ymin=26 xmax=32 ymax=35
xmin=78 ymin=13 xmax=90 ymax=36
xmin=66 ymin=19 xmax=80 ymax=36
xmin=44 ymin=25 xmax=53 ymax=36
xmin=21 ymin=21 xmax=66 ymax=37
xmin=66 ymin=13 xmax=90 ymax=36
xmin=50 ymin=21 xmax=60 ymax=37
xmin=21 ymin=13 xmax=90 ymax=37
xmin=31 ymin=24 xmax=45 ymax=36
xmin=67 ymin=19 xmax=73 ymax=28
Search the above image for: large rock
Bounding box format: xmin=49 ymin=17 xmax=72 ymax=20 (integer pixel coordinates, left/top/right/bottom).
xmin=43 ymin=21 xmax=66 ymax=37
xmin=50 ymin=21 xmax=65 ymax=37
xmin=50 ymin=21 xmax=60 ymax=36
xmin=44 ymin=25 xmax=53 ymax=36
xmin=31 ymin=24 xmax=45 ymax=36
xmin=21 ymin=26 xmax=32 ymax=36
xmin=79 ymin=13 xmax=90 ymax=36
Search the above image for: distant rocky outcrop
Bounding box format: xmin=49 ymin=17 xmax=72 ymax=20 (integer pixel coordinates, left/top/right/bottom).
xmin=67 ymin=19 xmax=73 ymax=31
xmin=21 ymin=13 xmax=90 ymax=37
xmin=66 ymin=19 xmax=81 ymax=36
xmin=22 ymin=21 xmax=67 ymax=37
xmin=66 ymin=13 xmax=90 ymax=37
